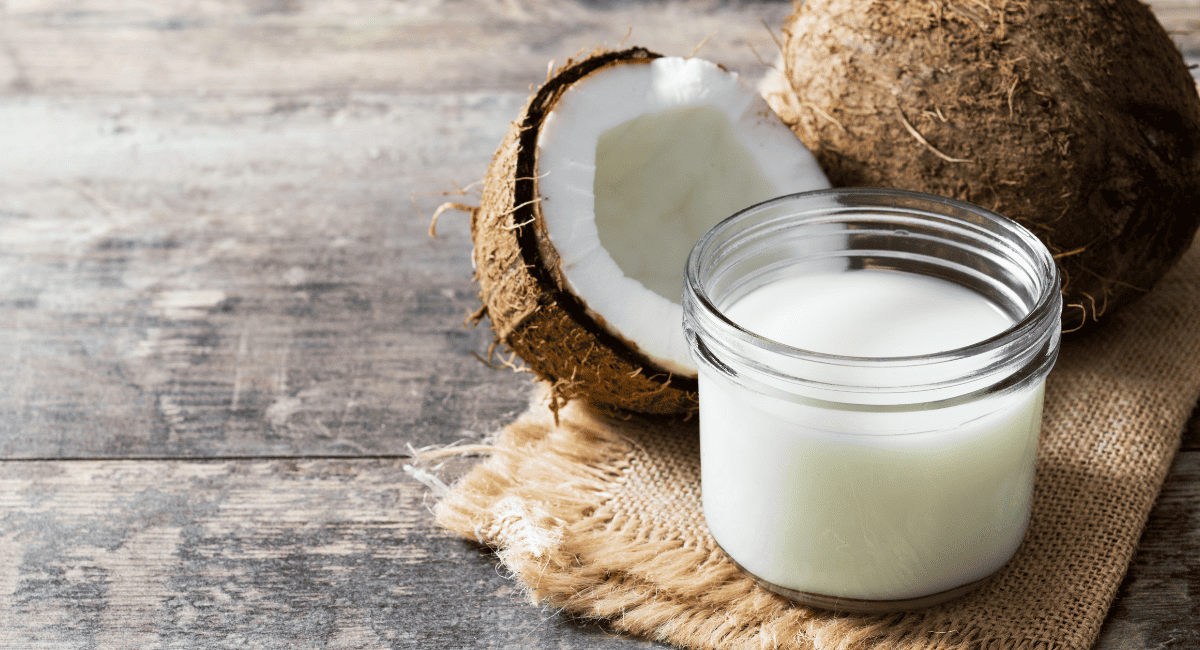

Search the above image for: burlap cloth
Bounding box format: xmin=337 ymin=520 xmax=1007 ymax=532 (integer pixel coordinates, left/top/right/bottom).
xmin=435 ymin=239 xmax=1200 ymax=650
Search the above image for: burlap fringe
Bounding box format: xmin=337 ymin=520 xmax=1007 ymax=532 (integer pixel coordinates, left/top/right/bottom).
xmin=433 ymin=392 xmax=631 ymax=573
xmin=434 ymin=390 xmax=1063 ymax=650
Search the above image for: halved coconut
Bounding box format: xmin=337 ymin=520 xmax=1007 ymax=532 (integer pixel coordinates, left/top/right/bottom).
xmin=470 ymin=47 xmax=829 ymax=416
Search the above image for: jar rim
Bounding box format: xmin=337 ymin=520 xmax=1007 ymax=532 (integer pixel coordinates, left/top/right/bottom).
xmin=684 ymin=188 xmax=1061 ymax=371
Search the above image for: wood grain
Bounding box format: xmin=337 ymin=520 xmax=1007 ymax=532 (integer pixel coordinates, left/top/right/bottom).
xmin=0 ymin=89 xmax=537 ymax=458
xmin=0 ymin=0 xmax=795 ymax=95
xmin=1096 ymin=452 xmax=1200 ymax=650
xmin=0 ymin=458 xmax=669 ymax=648
xmin=0 ymin=0 xmax=1197 ymax=647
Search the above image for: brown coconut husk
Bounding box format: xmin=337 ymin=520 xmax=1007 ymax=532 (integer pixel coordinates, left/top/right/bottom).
xmin=773 ymin=0 xmax=1200 ymax=334
xmin=469 ymin=47 xmax=699 ymax=418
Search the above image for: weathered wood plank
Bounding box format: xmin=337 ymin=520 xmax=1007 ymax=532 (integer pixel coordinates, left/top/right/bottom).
xmin=0 ymin=458 xmax=667 ymax=648
xmin=0 ymin=0 xmax=795 ymax=95
xmin=0 ymin=90 xmax=539 ymax=458
xmin=1096 ymin=451 xmax=1200 ymax=650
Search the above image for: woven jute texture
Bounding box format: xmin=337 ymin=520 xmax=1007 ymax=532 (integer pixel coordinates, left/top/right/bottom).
xmin=436 ymin=240 xmax=1200 ymax=650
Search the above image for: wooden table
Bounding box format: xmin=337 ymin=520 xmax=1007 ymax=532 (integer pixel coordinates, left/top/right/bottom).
xmin=1 ymin=1 xmax=1196 ymax=647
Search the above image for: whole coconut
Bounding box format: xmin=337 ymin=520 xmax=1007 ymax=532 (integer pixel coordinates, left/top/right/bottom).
xmin=773 ymin=0 xmax=1200 ymax=332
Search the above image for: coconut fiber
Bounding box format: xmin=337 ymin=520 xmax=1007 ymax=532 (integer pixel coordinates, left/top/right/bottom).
xmin=434 ymin=238 xmax=1200 ymax=650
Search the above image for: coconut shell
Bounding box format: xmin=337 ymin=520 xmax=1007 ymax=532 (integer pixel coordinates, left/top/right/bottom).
xmin=470 ymin=47 xmax=698 ymax=417
xmin=774 ymin=0 xmax=1200 ymax=333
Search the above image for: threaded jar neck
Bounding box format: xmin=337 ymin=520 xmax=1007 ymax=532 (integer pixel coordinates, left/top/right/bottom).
xmin=683 ymin=188 xmax=1062 ymax=407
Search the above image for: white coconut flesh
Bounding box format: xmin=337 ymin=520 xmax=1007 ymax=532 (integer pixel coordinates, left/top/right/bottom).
xmin=535 ymin=56 xmax=830 ymax=377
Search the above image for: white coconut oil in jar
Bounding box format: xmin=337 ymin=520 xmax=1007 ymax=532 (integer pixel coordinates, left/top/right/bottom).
xmin=682 ymin=189 xmax=1061 ymax=612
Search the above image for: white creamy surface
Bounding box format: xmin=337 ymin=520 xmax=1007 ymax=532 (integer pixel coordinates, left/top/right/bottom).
xmin=723 ymin=269 xmax=1013 ymax=357
xmin=700 ymin=269 xmax=1044 ymax=601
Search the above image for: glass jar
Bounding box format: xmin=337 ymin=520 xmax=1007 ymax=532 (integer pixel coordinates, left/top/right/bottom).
xmin=682 ymin=188 xmax=1061 ymax=612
